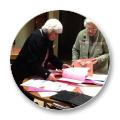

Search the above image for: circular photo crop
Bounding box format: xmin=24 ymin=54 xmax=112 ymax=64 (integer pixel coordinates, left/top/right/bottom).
xmin=10 ymin=10 xmax=110 ymax=110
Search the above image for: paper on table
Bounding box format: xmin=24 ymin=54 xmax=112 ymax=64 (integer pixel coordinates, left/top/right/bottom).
xmin=21 ymin=79 xmax=76 ymax=92
xmin=28 ymin=86 xmax=58 ymax=92
xmin=58 ymin=77 xmax=83 ymax=84
xmin=55 ymin=82 xmax=75 ymax=91
xmin=20 ymin=79 xmax=45 ymax=88
xmin=82 ymin=79 xmax=104 ymax=86
xmin=21 ymin=79 xmax=60 ymax=89
xmin=37 ymin=83 xmax=75 ymax=97
xmin=62 ymin=67 xmax=88 ymax=81
xmin=80 ymin=86 xmax=102 ymax=96
xmin=41 ymin=82 xmax=75 ymax=91
xmin=86 ymin=74 xmax=108 ymax=81
xmin=38 ymin=92 xmax=57 ymax=97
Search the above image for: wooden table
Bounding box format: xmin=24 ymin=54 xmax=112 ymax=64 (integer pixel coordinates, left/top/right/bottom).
xmin=10 ymin=47 xmax=21 ymax=60
xmin=21 ymin=78 xmax=103 ymax=109
xmin=21 ymin=79 xmax=76 ymax=109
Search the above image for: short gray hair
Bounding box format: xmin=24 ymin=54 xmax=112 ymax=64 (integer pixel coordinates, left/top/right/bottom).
xmin=84 ymin=18 xmax=94 ymax=27
xmin=41 ymin=18 xmax=63 ymax=34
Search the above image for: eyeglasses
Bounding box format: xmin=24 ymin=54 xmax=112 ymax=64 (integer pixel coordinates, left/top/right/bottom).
xmin=87 ymin=28 xmax=97 ymax=32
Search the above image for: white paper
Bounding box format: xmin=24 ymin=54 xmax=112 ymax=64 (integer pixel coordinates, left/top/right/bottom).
xmin=80 ymin=86 xmax=102 ymax=96
xmin=38 ymin=92 xmax=57 ymax=97
xmin=86 ymin=74 xmax=108 ymax=81
xmin=20 ymin=79 xmax=76 ymax=92
xmin=20 ymin=79 xmax=45 ymax=88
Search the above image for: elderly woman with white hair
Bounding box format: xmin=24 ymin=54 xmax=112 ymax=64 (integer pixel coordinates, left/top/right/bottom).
xmin=11 ymin=18 xmax=70 ymax=86
xmin=72 ymin=18 xmax=109 ymax=74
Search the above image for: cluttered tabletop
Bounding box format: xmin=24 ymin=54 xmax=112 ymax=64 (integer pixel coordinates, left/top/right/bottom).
xmin=20 ymin=67 xmax=107 ymax=109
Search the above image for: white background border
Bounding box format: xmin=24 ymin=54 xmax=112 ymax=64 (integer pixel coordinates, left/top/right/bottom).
xmin=0 ymin=0 xmax=120 ymax=119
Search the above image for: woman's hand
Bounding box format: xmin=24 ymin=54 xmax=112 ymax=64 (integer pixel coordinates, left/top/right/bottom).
xmin=91 ymin=58 xmax=98 ymax=64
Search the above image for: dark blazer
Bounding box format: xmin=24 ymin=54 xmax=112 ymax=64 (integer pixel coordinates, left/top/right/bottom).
xmin=11 ymin=29 xmax=63 ymax=85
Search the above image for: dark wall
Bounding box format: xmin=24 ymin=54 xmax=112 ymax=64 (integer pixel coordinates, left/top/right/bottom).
xmin=58 ymin=11 xmax=85 ymax=60
xmin=34 ymin=12 xmax=48 ymax=29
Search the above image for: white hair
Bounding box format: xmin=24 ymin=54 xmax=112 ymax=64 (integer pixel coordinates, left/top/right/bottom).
xmin=84 ymin=18 xmax=94 ymax=27
xmin=41 ymin=18 xmax=63 ymax=34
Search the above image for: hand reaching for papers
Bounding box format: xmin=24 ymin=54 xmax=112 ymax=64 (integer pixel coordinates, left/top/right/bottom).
xmin=47 ymin=73 xmax=57 ymax=81
xmin=71 ymin=61 xmax=79 ymax=67
xmin=91 ymin=58 xmax=97 ymax=64
xmin=71 ymin=58 xmax=98 ymax=67
xmin=47 ymin=64 xmax=70 ymax=81
xmin=47 ymin=72 xmax=63 ymax=81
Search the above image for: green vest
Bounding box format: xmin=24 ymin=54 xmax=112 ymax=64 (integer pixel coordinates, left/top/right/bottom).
xmin=72 ymin=29 xmax=110 ymax=74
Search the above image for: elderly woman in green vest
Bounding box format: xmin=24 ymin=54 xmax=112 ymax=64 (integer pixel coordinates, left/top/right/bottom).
xmin=72 ymin=18 xmax=109 ymax=74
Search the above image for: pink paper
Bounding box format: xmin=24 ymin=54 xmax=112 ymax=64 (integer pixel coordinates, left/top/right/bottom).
xmin=73 ymin=59 xmax=94 ymax=76
xmin=62 ymin=68 xmax=88 ymax=82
